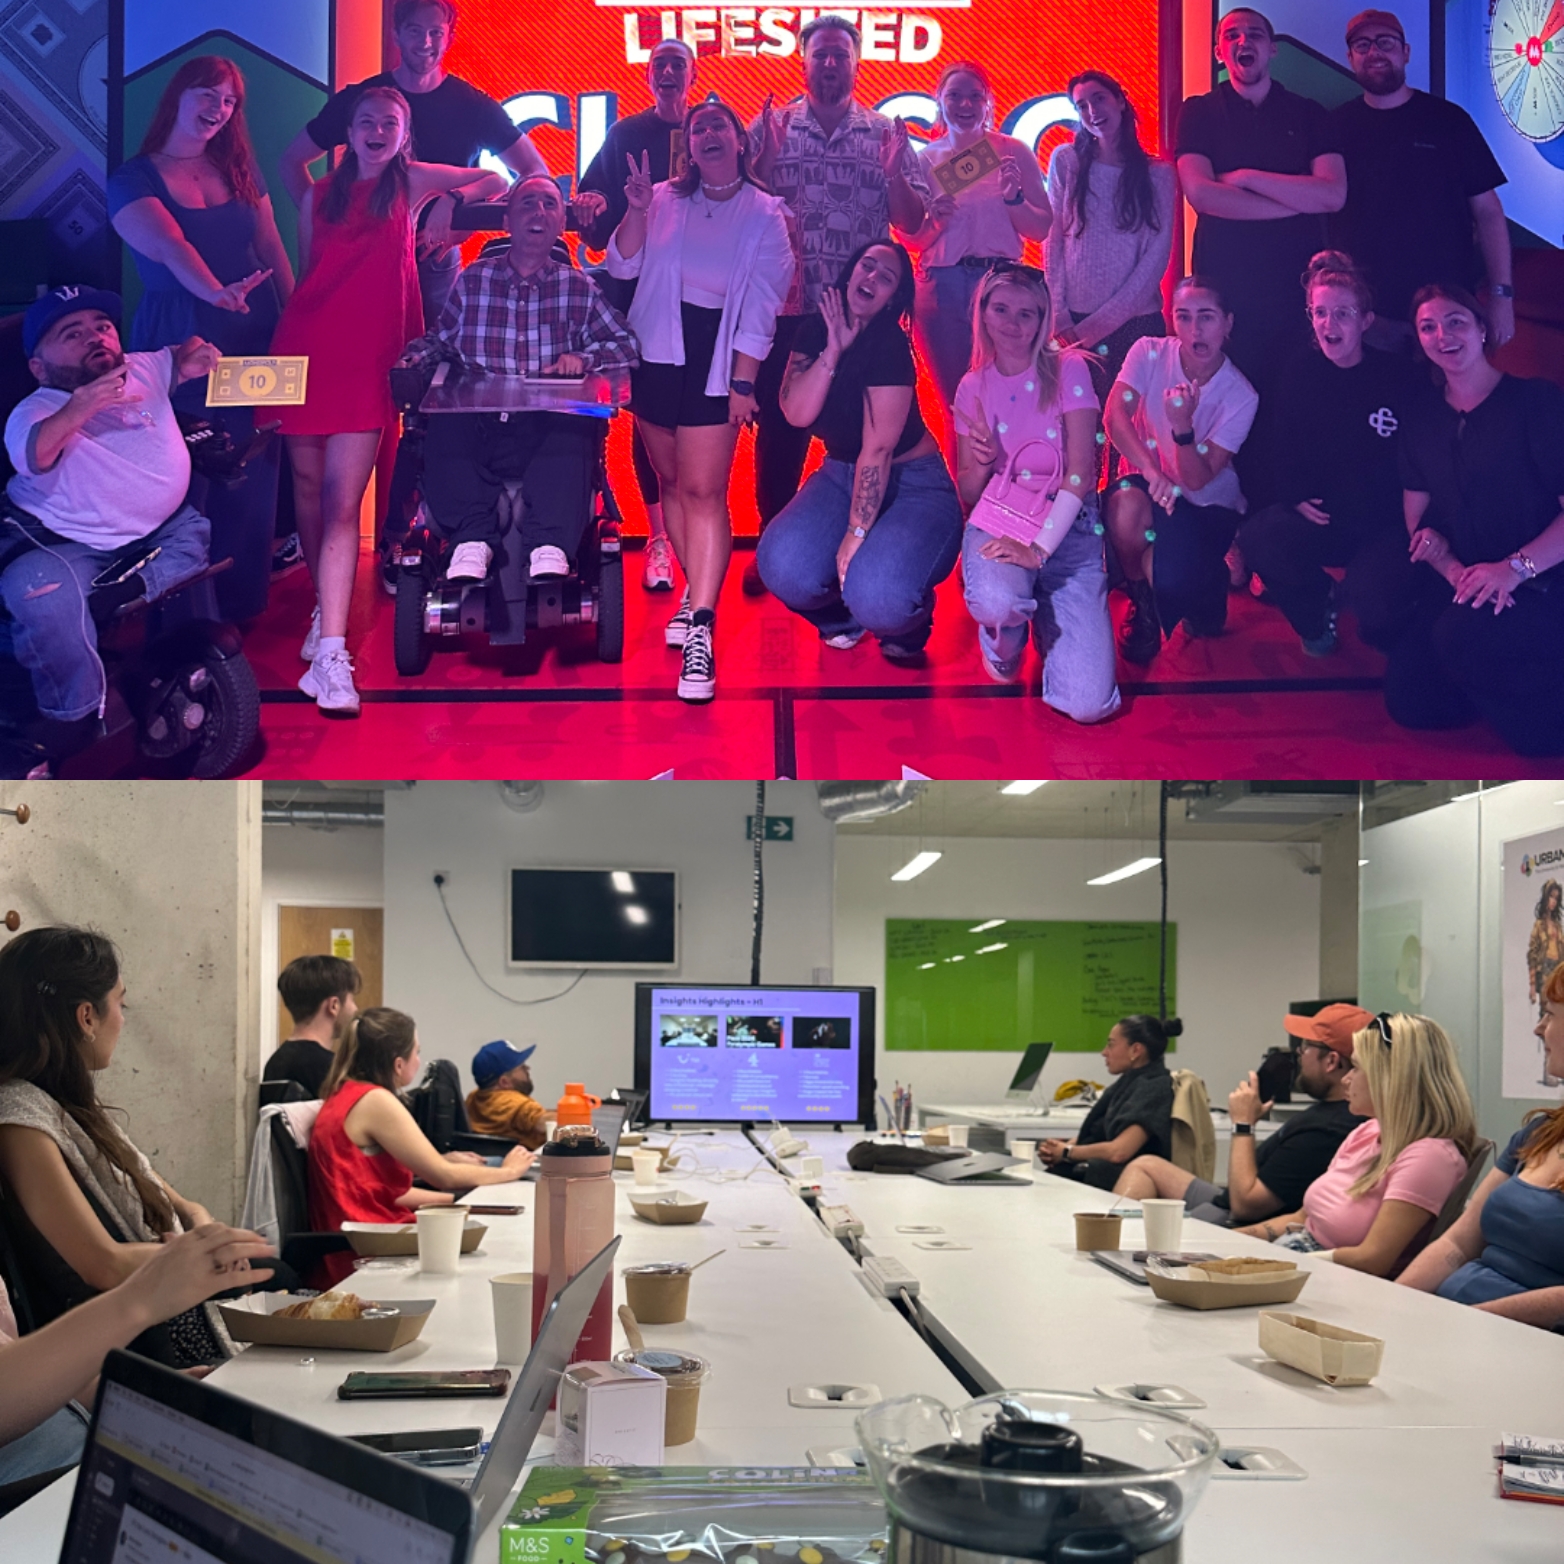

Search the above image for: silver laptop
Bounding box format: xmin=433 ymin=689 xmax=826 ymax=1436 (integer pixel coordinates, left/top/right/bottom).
xmin=592 ymin=1101 xmax=628 ymax=1159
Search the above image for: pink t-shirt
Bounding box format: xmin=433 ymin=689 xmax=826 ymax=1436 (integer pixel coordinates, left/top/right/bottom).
xmin=1302 ymin=1120 xmax=1466 ymax=1250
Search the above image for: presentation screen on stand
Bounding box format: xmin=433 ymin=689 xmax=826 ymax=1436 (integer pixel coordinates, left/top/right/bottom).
xmin=634 ymin=984 xmax=876 ymax=1125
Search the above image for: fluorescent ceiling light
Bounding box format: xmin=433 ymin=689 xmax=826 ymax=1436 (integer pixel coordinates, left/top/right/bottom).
xmin=1087 ymin=856 xmax=1162 ymax=887
xmin=611 ymin=871 xmax=634 ymax=893
xmin=946 ymin=954 xmax=965 ymax=962
xmin=976 ymin=942 xmax=1009 ymax=954
xmin=624 ymin=905 xmax=649 ymax=924
xmin=1001 ymin=781 xmax=1048 ymax=795
xmin=969 ymin=918 xmax=1006 ymax=933
xmin=891 ymin=851 xmax=942 ymax=882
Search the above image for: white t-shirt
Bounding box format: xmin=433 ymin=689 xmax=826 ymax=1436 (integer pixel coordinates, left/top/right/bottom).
xmin=680 ymin=188 xmax=750 ymax=310
xmin=4 ymin=349 xmax=190 ymax=549
xmin=1115 ymin=335 xmax=1257 ymax=511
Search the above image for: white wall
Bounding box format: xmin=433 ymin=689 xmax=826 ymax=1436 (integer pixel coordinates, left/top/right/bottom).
xmin=381 ymin=782 xmax=835 ymax=1103
xmin=260 ymin=823 xmax=385 ymax=1053
xmin=834 ymin=835 xmax=1321 ymax=1112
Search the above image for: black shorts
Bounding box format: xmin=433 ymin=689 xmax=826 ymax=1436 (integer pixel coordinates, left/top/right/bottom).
xmin=631 ymin=302 xmax=730 ymax=430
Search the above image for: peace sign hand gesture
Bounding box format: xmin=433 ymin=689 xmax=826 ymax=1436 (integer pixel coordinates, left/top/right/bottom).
xmin=209 ymin=268 xmax=272 ymax=313
xmin=960 ymin=407 xmax=999 ymax=468
xmin=623 ymin=150 xmax=654 ymax=212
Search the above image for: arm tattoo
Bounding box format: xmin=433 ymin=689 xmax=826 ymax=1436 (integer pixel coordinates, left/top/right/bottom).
xmin=852 ymin=461 xmax=885 ymax=532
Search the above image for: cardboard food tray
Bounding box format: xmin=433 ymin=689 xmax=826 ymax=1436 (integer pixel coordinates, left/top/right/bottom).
xmin=629 ymin=1192 xmax=709 ymax=1225
xmin=341 ymin=1220 xmax=487 ymax=1257
xmin=218 ymin=1293 xmax=435 ymax=1351
xmin=1146 ymin=1260 xmax=1309 ymax=1310
xmin=615 ymin=1144 xmax=675 ymax=1172
xmin=1258 ymin=1311 xmax=1385 ymax=1385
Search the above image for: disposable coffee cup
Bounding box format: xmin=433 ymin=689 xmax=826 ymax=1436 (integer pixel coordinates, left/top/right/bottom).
xmin=1074 ymin=1212 xmax=1124 ymax=1251
xmin=947 ymin=1124 xmax=970 ymax=1149
xmin=491 ymin=1271 xmax=533 ymax=1362
xmin=1011 ymin=1139 xmax=1037 ymax=1174
xmin=1142 ymin=1199 xmax=1185 ymax=1253
xmin=623 ymin=1262 xmax=691 ymax=1324
xmin=616 ymin=1349 xmax=709 ymax=1446
xmin=415 ymin=1207 xmax=466 ymax=1274
xmin=631 ymin=1149 xmax=661 ymax=1187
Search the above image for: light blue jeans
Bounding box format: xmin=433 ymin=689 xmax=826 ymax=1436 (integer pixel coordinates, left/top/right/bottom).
xmin=756 ymin=454 xmax=963 ymax=653
xmin=0 ymin=1402 xmax=87 ymax=1486
xmin=960 ymin=503 xmax=1121 ymax=724
xmin=914 ymin=263 xmax=993 ymax=406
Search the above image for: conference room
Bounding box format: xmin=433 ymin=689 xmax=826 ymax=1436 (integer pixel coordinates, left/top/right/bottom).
xmin=0 ymin=778 xmax=1561 ymax=1563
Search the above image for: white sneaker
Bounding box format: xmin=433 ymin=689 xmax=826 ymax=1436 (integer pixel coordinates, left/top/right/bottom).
xmin=677 ymin=620 xmax=715 ymax=702
xmin=299 ymin=603 xmax=320 ymax=663
xmin=665 ymin=590 xmax=693 ymax=648
xmin=642 ymin=534 xmax=675 ymax=592
xmin=298 ymin=647 xmax=361 ymax=715
xmin=822 ymin=628 xmax=866 ymax=650
xmin=529 ymin=545 xmax=569 ymax=580
xmin=447 ymin=540 xmax=493 ymax=581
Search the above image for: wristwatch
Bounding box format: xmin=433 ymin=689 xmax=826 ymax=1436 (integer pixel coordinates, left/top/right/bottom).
xmin=729 ymin=378 xmax=755 ymax=396
xmin=850 ymin=525 xmax=868 ymax=538
xmin=1508 ymin=551 xmax=1538 ymax=580
xmin=1171 ymin=429 xmax=1195 ymax=446
xmin=1233 ymin=1122 xmax=1254 ymax=1137
xmin=1003 ymin=190 xmax=1026 ymax=207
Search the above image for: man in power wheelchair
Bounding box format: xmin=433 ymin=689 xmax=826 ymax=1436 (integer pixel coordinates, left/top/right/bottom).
xmin=0 ymin=287 xmax=260 ymax=777
xmin=390 ymin=176 xmax=639 ymax=672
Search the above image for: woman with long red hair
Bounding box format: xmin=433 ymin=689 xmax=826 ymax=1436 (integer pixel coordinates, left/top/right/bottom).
xmin=108 ymin=55 xmax=294 ymax=621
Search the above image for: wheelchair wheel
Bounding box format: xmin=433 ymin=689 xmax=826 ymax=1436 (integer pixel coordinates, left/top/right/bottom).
xmin=394 ymin=567 xmax=433 ymax=676
xmin=596 ymin=547 xmax=624 ymax=663
xmin=188 ymin=650 xmax=260 ymax=778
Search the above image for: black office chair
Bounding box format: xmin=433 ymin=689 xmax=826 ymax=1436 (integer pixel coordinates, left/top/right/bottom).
xmin=258 ymin=1078 xmax=312 ymax=1109
xmin=266 ymin=1115 xmax=351 ymax=1281
xmin=408 ymin=1058 xmax=517 ymax=1157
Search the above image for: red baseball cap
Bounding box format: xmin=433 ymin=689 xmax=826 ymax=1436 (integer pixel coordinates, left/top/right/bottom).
xmin=1284 ymin=1003 xmax=1373 ymax=1058
xmin=1346 ymin=10 xmax=1406 ymax=45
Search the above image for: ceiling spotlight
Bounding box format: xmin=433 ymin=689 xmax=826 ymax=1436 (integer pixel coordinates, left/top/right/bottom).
xmin=1001 ymin=781 xmax=1048 ymax=795
xmin=969 ymin=918 xmax=1006 ymax=933
xmin=975 ymin=942 xmax=1009 ymax=955
xmin=891 ymin=851 xmax=943 ymax=882
xmin=1087 ymin=856 xmax=1162 ymax=887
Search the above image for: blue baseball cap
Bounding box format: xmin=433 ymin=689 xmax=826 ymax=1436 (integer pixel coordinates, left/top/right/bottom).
xmin=23 ymin=285 xmax=122 ymax=357
xmin=472 ymin=1039 xmax=536 ymax=1087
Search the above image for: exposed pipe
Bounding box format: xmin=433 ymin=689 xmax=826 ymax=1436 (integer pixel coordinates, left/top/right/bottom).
xmin=262 ymin=803 xmax=383 ymax=828
xmin=815 ymin=781 xmax=927 ymax=822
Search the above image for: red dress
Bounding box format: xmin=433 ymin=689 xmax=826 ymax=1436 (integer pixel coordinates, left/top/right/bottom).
xmin=272 ymin=180 xmax=422 ymax=435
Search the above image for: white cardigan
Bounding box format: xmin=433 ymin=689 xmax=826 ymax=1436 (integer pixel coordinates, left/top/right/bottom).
xmin=607 ymin=182 xmax=795 ymax=398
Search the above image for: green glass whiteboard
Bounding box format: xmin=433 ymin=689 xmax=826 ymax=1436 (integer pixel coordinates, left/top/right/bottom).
xmin=885 ymin=919 xmax=1177 ymax=1052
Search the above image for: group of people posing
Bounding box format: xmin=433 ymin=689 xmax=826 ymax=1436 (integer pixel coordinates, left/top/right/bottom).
xmin=4 ymin=2 xmax=1562 ymax=755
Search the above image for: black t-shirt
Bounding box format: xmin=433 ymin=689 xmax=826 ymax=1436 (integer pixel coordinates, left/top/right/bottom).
xmin=306 ymin=72 xmax=520 ymax=169
xmin=1211 ymin=1097 xmax=1363 ymax=1213
xmin=1069 ymin=1060 xmax=1174 ymax=1190
xmin=578 ymin=107 xmax=686 ymax=252
xmin=794 ymin=308 xmax=925 ymax=463
xmin=1326 ymin=92 xmax=1505 ymax=324
xmin=263 ymin=1038 xmax=334 ymax=1100
xmin=1175 ymin=81 xmax=1332 ymax=305
xmin=1398 ymin=374 xmax=1564 ymax=568
xmin=1251 ymin=345 xmax=1428 ymax=520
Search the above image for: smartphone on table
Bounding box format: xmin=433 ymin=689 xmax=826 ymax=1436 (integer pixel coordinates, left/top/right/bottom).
xmin=348 ymin=1426 xmax=484 ymax=1464
xmin=337 ymin=1369 xmax=510 ymax=1400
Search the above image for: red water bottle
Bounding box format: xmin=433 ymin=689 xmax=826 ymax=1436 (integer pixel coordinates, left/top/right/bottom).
xmin=531 ymin=1126 xmax=615 ymax=1363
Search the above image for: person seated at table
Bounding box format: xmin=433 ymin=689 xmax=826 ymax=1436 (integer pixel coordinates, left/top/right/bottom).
xmin=1237 ymin=1011 xmax=1477 ymax=1276
xmin=410 ymin=175 xmax=640 ymax=587
xmin=1038 ymin=1015 xmax=1176 ymax=1190
xmin=0 ymin=928 xmax=263 ymax=1367
xmin=1 ymin=288 xmax=220 ymax=764
xmin=0 ymin=1222 xmax=273 ymax=1491
xmin=465 ymin=1039 xmax=547 ymax=1148
xmin=309 ymin=1008 xmax=534 ymax=1282
xmin=755 ymin=241 xmax=963 ymax=661
xmin=1113 ymin=1002 xmax=1368 ymax=1225
xmin=1398 ymin=969 xmax=1564 ymax=1328
xmin=264 ymin=954 xmax=362 ymax=1100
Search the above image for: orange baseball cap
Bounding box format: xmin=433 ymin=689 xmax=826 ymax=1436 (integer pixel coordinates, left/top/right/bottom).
xmin=1284 ymin=1003 xmax=1373 ymax=1057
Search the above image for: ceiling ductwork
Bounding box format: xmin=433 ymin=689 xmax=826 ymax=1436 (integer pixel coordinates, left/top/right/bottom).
xmin=262 ymin=799 xmax=384 ymax=828
xmin=816 ymin=780 xmax=927 ymax=822
xmin=1170 ymin=782 xmax=1357 ymax=828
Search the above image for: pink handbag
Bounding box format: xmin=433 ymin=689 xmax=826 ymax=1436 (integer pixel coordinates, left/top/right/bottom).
xmin=967 ymin=435 xmax=1064 ymax=546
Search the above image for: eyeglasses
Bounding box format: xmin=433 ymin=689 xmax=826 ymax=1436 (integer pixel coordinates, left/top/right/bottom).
xmin=1349 ymin=35 xmax=1403 ymax=56
xmin=1369 ymin=1011 xmax=1396 ymax=1048
xmin=1307 ymin=305 xmax=1361 ymax=325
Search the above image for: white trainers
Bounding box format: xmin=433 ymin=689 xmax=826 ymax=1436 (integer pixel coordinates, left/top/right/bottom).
xmin=299 ymin=603 xmax=320 ymax=663
xmin=822 ymin=628 xmax=866 ymax=650
xmin=677 ymin=619 xmax=716 ymax=702
xmin=665 ymin=590 xmax=693 ymax=648
xmin=642 ymin=534 xmax=675 ymax=592
xmin=529 ymin=545 xmax=569 ymax=579
xmin=447 ymin=540 xmax=493 ymax=581
xmin=298 ymin=647 xmax=361 ymax=715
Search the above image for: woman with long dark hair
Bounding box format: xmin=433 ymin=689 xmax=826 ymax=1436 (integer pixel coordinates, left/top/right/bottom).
xmin=108 ymin=55 xmax=293 ymax=620
xmin=271 ymin=85 xmax=505 ymax=716
xmin=1045 ymin=72 xmax=1175 ymax=393
xmin=608 ymin=96 xmax=794 ymax=702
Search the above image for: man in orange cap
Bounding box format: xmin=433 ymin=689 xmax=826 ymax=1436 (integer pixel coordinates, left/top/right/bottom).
xmin=1113 ymin=1002 xmax=1368 ymax=1226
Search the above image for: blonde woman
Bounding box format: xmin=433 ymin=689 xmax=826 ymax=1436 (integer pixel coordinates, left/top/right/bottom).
xmin=956 ymin=263 xmax=1117 ymax=722
xmin=1239 ymin=1011 xmax=1476 ymax=1277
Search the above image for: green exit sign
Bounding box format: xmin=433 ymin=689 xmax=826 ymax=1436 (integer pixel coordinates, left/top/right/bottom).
xmin=745 ymin=815 xmax=795 ymax=841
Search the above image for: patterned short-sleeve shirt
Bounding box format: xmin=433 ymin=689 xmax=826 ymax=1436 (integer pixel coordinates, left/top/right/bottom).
xmin=753 ymin=97 xmax=929 ymax=315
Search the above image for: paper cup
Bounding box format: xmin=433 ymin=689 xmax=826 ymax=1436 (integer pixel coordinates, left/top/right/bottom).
xmin=946 ymin=1124 xmax=970 ymax=1149
xmin=623 ymin=1263 xmax=691 ymax=1324
xmin=615 ymin=1350 xmax=709 ymax=1447
xmin=631 ymin=1149 xmax=661 ymax=1187
xmin=1142 ymin=1199 xmax=1185 ymax=1253
xmin=415 ymin=1207 xmax=466 ymax=1274
xmin=491 ymin=1272 xmax=533 ymax=1363
xmin=1074 ymin=1212 xmax=1124 ymax=1251
xmin=1011 ymin=1140 xmax=1037 ymax=1175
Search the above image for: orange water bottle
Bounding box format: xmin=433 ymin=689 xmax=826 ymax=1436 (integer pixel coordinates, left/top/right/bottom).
xmin=555 ymin=1082 xmax=601 ymax=1129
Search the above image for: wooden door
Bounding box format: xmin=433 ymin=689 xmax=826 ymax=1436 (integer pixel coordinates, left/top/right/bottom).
xmin=276 ymin=906 xmax=384 ymax=1043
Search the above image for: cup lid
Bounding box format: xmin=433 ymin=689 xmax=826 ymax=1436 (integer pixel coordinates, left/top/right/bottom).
xmin=623 ymin=1261 xmax=691 ymax=1276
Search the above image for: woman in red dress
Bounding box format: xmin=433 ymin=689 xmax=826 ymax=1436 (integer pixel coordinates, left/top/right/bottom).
xmin=272 ymin=86 xmax=504 ymax=714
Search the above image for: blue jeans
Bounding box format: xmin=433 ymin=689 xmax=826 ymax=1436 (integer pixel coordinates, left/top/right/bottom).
xmin=960 ymin=505 xmax=1120 ymax=724
xmin=914 ymin=264 xmax=989 ymax=407
xmin=756 ymin=454 xmax=963 ymax=652
xmin=0 ymin=1403 xmax=87 ymax=1486
xmin=0 ymin=503 xmax=212 ymax=721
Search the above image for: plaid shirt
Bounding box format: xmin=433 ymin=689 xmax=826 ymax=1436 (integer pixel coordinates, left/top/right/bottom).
xmin=430 ymin=254 xmax=639 ymax=376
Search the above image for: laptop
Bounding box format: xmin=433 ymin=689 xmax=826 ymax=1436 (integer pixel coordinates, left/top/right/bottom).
xmin=61 ymin=1349 xmax=475 ymax=1564
xmin=915 ymin=1151 xmax=1031 ymax=1185
xmin=1005 ymin=1041 xmax=1054 ymax=1102
xmin=609 ymin=1087 xmax=648 ymax=1130
xmin=466 ymin=1233 xmax=621 ymax=1531
xmin=592 ymin=1101 xmax=628 ymax=1160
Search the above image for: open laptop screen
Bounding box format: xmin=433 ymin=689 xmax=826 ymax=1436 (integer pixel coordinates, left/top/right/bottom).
xmin=62 ymin=1351 xmax=472 ymax=1564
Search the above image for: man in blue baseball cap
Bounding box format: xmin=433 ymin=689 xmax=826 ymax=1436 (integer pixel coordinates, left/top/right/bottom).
xmin=466 ymin=1040 xmax=546 ymax=1147
xmin=2 ymin=286 xmax=220 ymax=754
